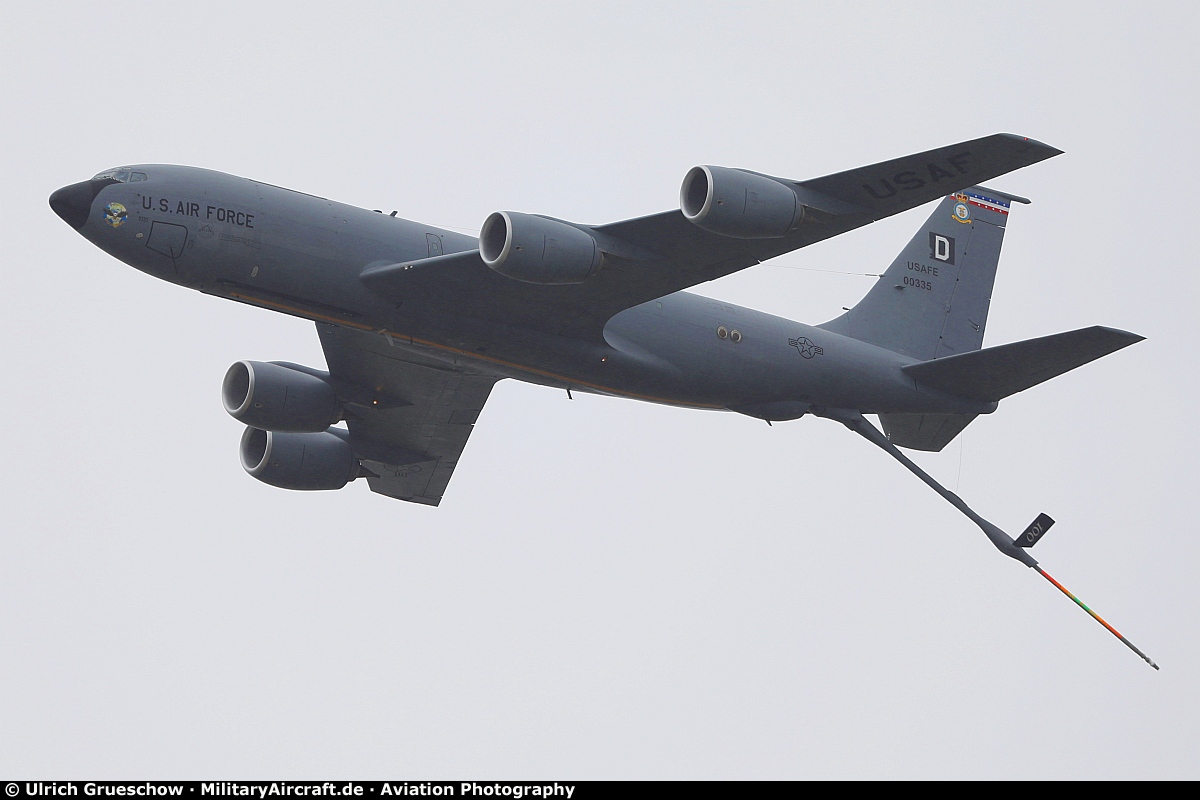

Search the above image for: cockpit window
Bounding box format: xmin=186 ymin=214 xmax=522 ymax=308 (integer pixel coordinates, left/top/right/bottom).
xmin=91 ymin=167 xmax=146 ymax=183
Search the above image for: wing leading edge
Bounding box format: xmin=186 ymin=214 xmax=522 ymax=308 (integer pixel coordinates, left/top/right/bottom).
xmin=362 ymin=134 xmax=1061 ymax=342
xmin=318 ymin=323 xmax=500 ymax=506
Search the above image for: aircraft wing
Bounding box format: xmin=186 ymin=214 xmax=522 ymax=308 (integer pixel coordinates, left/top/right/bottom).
xmin=364 ymin=134 xmax=1061 ymax=342
xmin=317 ymin=323 xmax=500 ymax=506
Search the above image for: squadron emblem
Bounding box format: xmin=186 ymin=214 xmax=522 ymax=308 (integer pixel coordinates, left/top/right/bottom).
xmin=103 ymin=202 xmax=127 ymax=228
xmin=952 ymin=193 xmax=971 ymax=224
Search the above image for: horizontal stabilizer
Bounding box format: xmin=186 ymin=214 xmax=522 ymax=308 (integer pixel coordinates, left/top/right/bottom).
xmin=901 ymin=326 xmax=1144 ymax=402
xmin=879 ymin=412 xmax=977 ymax=452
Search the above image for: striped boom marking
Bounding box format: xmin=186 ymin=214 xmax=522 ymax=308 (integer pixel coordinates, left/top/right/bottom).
xmin=1034 ymin=565 xmax=1159 ymax=670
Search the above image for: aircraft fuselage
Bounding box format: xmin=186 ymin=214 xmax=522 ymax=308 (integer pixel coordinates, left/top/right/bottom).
xmin=57 ymin=165 xmax=993 ymax=419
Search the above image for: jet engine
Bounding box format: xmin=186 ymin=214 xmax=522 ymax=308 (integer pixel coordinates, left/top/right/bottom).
xmin=239 ymin=427 xmax=359 ymax=491
xmin=479 ymin=211 xmax=600 ymax=285
xmin=679 ymin=165 xmax=805 ymax=239
xmin=222 ymin=360 xmax=341 ymax=432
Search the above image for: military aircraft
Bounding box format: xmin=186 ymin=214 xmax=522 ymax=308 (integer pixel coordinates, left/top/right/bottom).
xmin=49 ymin=134 xmax=1156 ymax=667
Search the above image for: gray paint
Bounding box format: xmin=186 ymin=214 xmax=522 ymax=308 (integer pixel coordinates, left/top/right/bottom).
xmin=48 ymin=137 xmax=1138 ymax=507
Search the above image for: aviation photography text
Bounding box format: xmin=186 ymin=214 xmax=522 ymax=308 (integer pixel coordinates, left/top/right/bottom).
xmin=11 ymin=784 xmax=578 ymax=800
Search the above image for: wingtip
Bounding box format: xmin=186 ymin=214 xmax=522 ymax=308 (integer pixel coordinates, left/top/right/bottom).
xmin=999 ymin=133 xmax=1065 ymax=158
xmin=1096 ymin=326 xmax=1147 ymax=345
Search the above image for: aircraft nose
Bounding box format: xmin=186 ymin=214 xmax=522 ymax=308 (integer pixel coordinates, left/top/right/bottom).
xmin=49 ymin=180 xmax=96 ymax=230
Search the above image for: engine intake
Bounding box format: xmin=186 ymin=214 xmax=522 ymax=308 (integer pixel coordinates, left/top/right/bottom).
xmin=239 ymin=427 xmax=359 ymax=491
xmin=222 ymin=360 xmax=341 ymax=432
xmin=680 ymin=165 xmax=804 ymax=239
xmin=479 ymin=211 xmax=599 ymax=285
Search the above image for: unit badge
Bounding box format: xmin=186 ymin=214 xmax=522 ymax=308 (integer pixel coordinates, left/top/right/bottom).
xmin=951 ymin=193 xmax=971 ymax=224
xmin=103 ymin=202 xmax=128 ymax=228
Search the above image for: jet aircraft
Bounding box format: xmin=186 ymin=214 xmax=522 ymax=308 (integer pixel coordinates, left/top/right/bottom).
xmin=49 ymin=134 xmax=1155 ymax=667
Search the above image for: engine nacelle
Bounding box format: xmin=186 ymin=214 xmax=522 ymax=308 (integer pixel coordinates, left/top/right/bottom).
xmin=222 ymin=360 xmax=341 ymax=432
xmin=479 ymin=211 xmax=600 ymax=285
xmin=239 ymin=427 xmax=359 ymax=491
xmin=680 ymin=165 xmax=805 ymax=239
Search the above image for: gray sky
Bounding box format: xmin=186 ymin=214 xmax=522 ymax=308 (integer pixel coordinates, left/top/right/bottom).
xmin=3 ymin=1 xmax=1198 ymax=779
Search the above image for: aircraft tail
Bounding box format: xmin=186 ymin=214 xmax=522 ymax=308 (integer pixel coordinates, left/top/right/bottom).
xmin=820 ymin=186 xmax=1023 ymax=361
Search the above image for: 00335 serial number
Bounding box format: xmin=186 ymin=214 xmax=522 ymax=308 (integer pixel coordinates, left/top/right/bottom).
xmin=903 ymin=275 xmax=934 ymax=290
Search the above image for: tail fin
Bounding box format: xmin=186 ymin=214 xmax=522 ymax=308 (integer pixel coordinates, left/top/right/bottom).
xmin=820 ymin=186 xmax=1024 ymax=360
xmin=877 ymin=412 xmax=978 ymax=452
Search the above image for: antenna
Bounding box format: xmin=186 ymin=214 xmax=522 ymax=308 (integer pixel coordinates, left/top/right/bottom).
xmin=815 ymin=408 xmax=1158 ymax=670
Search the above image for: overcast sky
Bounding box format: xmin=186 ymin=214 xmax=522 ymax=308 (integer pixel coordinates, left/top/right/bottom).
xmin=3 ymin=1 xmax=1198 ymax=779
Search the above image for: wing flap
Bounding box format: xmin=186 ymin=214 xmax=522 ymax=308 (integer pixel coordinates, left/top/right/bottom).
xmin=318 ymin=323 xmax=501 ymax=506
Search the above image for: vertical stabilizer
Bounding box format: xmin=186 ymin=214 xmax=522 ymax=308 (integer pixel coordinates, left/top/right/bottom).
xmin=820 ymin=187 xmax=1023 ymax=360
